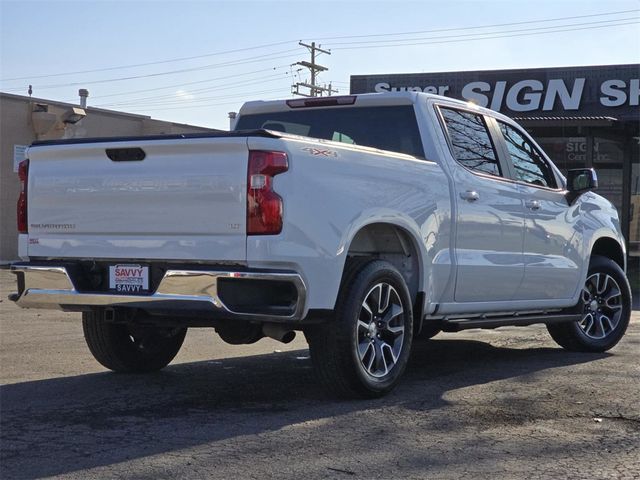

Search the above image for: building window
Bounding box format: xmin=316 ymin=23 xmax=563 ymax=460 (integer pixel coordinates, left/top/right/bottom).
xmin=536 ymin=137 xmax=587 ymax=171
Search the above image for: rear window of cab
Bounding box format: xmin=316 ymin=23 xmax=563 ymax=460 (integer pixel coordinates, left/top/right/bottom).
xmin=235 ymin=106 xmax=425 ymax=158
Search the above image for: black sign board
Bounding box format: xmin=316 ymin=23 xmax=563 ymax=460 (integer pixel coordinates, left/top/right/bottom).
xmin=350 ymin=64 xmax=640 ymax=122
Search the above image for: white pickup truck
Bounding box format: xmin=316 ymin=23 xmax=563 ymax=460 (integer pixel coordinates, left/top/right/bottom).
xmin=11 ymin=92 xmax=632 ymax=398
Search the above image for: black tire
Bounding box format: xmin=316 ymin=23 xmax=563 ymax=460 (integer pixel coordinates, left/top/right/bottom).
xmin=547 ymin=255 xmax=631 ymax=352
xmin=82 ymin=310 xmax=187 ymax=373
xmin=305 ymin=259 xmax=414 ymax=398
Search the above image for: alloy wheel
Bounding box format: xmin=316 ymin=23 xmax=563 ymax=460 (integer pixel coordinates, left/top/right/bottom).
xmin=355 ymin=282 xmax=405 ymax=378
xmin=579 ymin=273 xmax=623 ymax=340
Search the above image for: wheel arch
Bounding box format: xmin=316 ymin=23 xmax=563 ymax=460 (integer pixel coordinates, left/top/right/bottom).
xmin=340 ymin=220 xmax=427 ymax=332
xmin=590 ymin=236 xmax=626 ymax=272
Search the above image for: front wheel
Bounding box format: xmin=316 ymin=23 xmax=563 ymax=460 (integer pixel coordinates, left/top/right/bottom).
xmin=82 ymin=310 xmax=187 ymax=373
xmin=305 ymin=260 xmax=414 ymax=398
xmin=547 ymin=255 xmax=631 ymax=352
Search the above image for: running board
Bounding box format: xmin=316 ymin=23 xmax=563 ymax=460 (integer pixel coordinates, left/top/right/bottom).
xmin=440 ymin=313 xmax=581 ymax=332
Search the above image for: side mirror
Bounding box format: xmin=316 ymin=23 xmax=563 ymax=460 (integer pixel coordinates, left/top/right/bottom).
xmin=566 ymin=168 xmax=598 ymax=204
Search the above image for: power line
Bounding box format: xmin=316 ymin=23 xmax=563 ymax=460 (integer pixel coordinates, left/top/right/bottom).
xmin=97 ymin=74 xmax=292 ymax=108
xmin=92 ymin=91 xmax=290 ymax=116
xmin=0 ymin=40 xmax=296 ymax=82
xmin=2 ymin=8 xmax=636 ymax=88
xmin=330 ymin=20 xmax=640 ymax=50
xmin=69 ymin=16 xmax=638 ymax=108
xmin=315 ymin=8 xmax=639 ymax=41
xmin=108 ymin=87 xmax=289 ymax=109
xmin=134 ymin=89 xmax=289 ymax=111
xmin=94 ymin=71 xmax=292 ymax=106
xmin=328 ymin=16 xmax=639 ymax=47
xmin=4 ymin=50 xmax=300 ymax=90
xmin=87 ymin=65 xmax=291 ymax=100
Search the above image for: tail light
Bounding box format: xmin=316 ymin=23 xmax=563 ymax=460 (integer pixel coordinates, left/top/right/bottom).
xmin=247 ymin=150 xmax=288 ymax=235
xmin=17 ymin=159 xmax=29 ymax=233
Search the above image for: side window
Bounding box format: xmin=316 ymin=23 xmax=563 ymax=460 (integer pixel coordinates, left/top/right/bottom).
xmin=498 ymin=122 xmax=557 ymax=189
xmin=332 ymin=131 xmax=355 ymax=145
xmin=440 ymin=107 xmax=501 ymax=177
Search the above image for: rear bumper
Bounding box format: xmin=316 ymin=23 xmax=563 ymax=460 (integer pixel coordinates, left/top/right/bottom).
xmin=10 ymin=264 xmax=307 ymax=322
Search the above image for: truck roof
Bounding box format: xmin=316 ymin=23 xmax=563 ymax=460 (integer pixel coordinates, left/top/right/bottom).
xmin=238 ymin=91 xmax=508 ymax=121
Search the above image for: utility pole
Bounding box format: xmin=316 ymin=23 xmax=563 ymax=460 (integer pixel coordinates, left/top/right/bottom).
xmin=292 ymin=41 xmax=338 ymax=97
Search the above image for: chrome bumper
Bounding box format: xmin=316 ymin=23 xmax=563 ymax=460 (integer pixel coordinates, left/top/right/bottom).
xmin=10 ymin=265 xmax=307 ymax=321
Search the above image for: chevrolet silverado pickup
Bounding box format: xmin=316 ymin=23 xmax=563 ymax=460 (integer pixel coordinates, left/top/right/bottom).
xmin=11 ymin=92 xmax=632 ymax=398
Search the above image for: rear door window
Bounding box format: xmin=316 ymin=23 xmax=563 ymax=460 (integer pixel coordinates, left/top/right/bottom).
xmin=439 ymin=107 xmax=502 ymax=177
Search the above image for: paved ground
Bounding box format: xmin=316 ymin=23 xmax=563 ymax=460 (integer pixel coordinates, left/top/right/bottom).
xmin=1 ymin=269 xmax=638 ymax=480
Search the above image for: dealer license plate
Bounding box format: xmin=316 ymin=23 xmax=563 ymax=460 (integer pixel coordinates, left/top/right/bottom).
xmin=109 ymin=264 xmax=149 ymax=294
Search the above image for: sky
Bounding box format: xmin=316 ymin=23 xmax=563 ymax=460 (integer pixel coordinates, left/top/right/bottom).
xmin=1 ymin=0 xmax=639 ymax=130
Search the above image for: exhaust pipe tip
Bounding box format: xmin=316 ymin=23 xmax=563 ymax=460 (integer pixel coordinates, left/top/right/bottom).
xmin=262 ymin=323 xmax=296 ymax=344
xmin=280 ymin=330 xmax=296 ymax=344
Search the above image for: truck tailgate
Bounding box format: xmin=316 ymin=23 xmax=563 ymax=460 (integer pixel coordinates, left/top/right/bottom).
xmin=25 ymin=137 xmax=249 ymax=262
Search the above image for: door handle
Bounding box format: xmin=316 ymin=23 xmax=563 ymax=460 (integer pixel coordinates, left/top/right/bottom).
xmin=526 ymin=200 xmax=541 ymax=211
xmin=460 ymin=190 xmax=480 ymax=202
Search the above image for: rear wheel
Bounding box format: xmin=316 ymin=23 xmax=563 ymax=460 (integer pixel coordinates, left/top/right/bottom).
xmin=82 ymin=310 xmax=186 ymax=372
xmin=547 ymin=255 xmax=631 ymax=352
xmin=305 ymin=259 xmax=413 ymax=398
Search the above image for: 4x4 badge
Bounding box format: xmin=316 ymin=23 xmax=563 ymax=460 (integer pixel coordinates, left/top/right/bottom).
xmin=302 ymin=147 xmax=338 ymax=157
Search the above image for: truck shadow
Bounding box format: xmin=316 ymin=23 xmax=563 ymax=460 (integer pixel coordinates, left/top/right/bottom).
xmin=0 ymin=337 xmax=606 ymax=479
